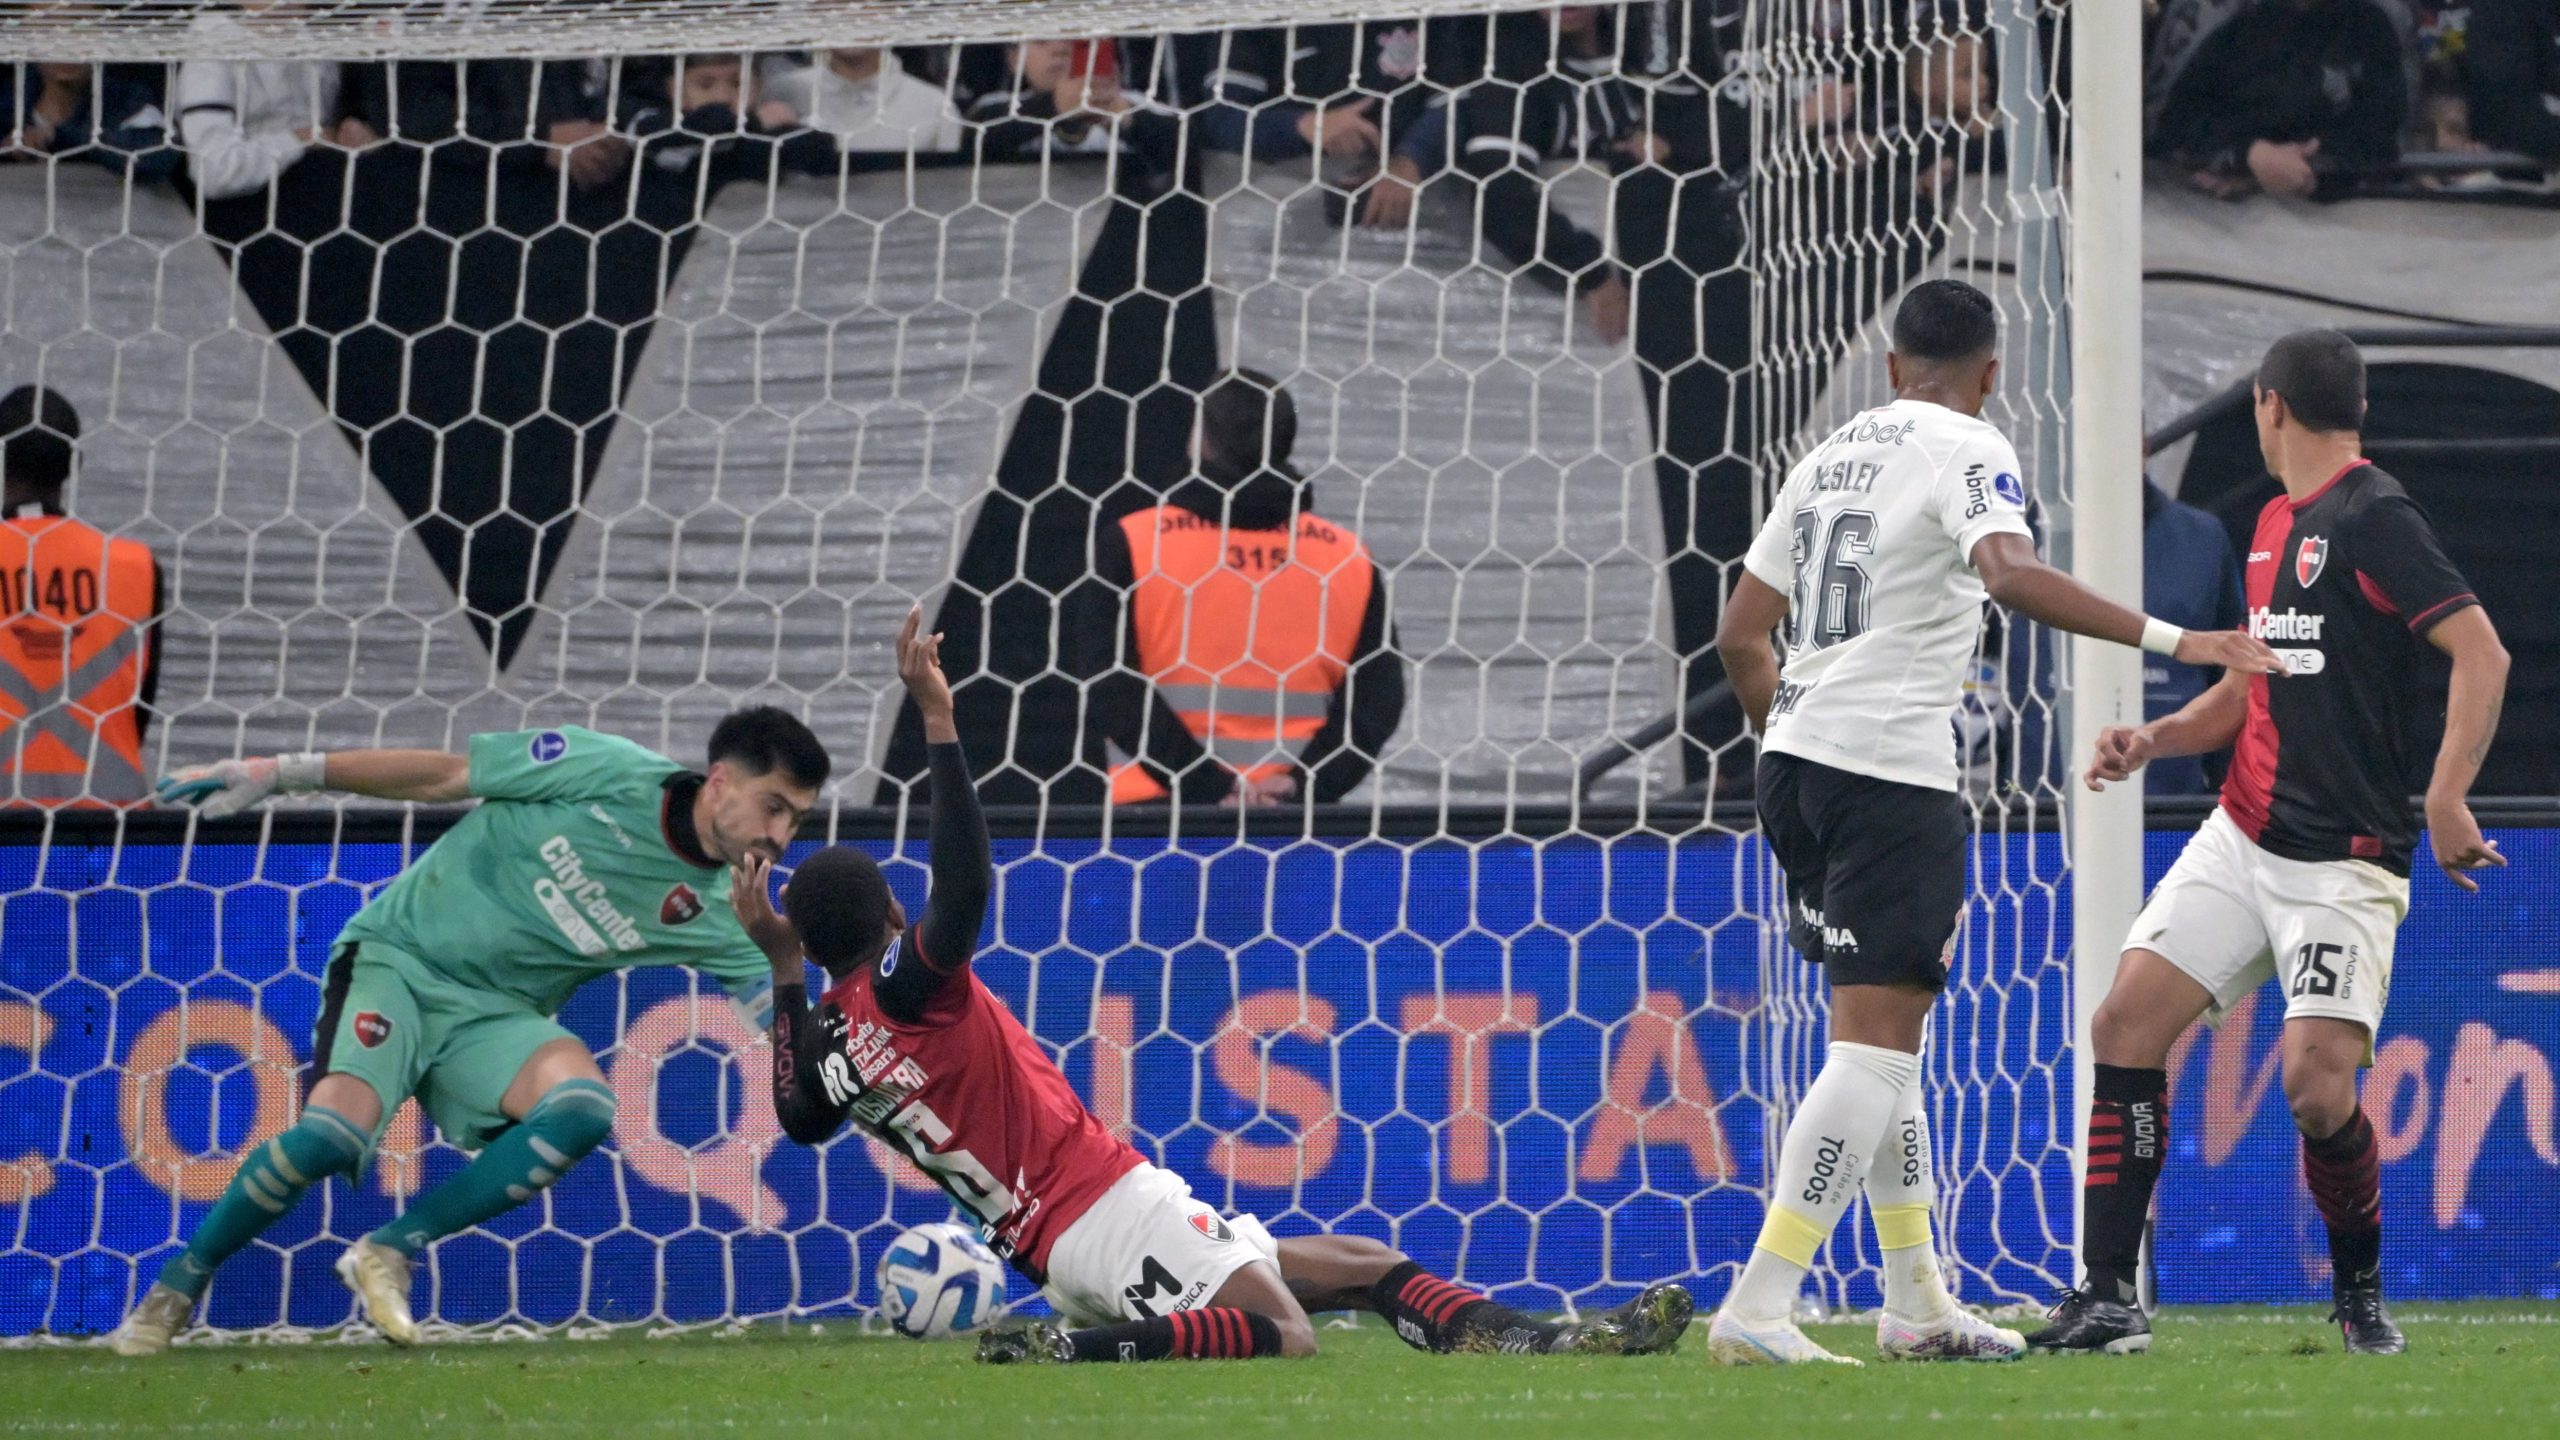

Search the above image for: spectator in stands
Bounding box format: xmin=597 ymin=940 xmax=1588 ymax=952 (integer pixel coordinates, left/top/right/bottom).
xmin=2139 ymin=476 xmax=2248 ymax=794
xmin=2148 ymin=0 xmax=2406 ymax=200
xmin=758 ymin=47 xmax=963 ymax=154
xmin=627 ymin=52 xmax=799 ymax=176
xmin=177 ymin=7 xmax=376 ymax=201
xmin=346 ymin=58 xmax=631 ymax=189
xmin=966 ymin=40 xmax=1180 ymax=169
xmin=3 ymin=62 xmax=178 ymax=181
xmin=1181 ymin=17 xmax=1487 ymax=228
xmin=1078 ymin=370 xmax=1404 ymax=807
xmin=2463 ymin=0 xmax=2560 ymax=163
xmin=1450 ymin=7 xmax=1659 ymax=343
xmin=1 ymin=386 xmax=163 ymax=809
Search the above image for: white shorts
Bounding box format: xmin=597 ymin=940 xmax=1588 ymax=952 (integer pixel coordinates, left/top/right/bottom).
xmin=1039 ymin=1162 xmax=1281 ymax=1327
xmin=2126 ymin=808 xmax=2409 ymax=1061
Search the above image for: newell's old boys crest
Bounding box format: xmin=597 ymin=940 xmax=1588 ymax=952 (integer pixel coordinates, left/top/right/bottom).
xmin=354 ymin=1012 xmax=394 ymax=1048
xmin=2297 ymin=535 xmax=2330 ymax=587
xmin=661 ymin=883 xmax=704 ymax=926
xmin=1188 ymin=1211 xmax=1233 ymax=1244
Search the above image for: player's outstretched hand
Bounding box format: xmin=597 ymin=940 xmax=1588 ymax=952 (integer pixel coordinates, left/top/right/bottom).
xmin=2083 ymin=725 xmax=2153 ymax=791
xmin=730 ymin=852 xmax=798 ymax=960
xmin=2426 ymin=797 xmax=2506 ymax=893
xmin=897 ymin=604 xmax=954 ymax=719
xmin=155 ymin=758 xmax=280 ymax=818
xmin=2175 ymin=628 xmax=2285 ymax=675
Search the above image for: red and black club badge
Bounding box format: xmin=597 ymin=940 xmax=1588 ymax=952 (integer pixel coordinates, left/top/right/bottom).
xmin=661 ymin=883 xmax=704 ymax=926
xmin=353 ymin=1012 xmax=394 ymax=1049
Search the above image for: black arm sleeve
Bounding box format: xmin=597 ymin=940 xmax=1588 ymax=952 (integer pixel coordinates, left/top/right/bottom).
xmin=1076 ymin=519 xmax=1228 ymax=803
xmin=912 ymin=741 xmax=991 ymax=970
xmin=766 ymin=983 xmax=854 ymax=1145
xmin=1457 ymin=84 xmax=1614 ymax=295
xmin=1297 ymin=565 xmax=1404 ymax=803
xmin=2466 ymin=0 xmax=2560 ymax=161
xmin=2351 ymin=493 xmax=2478 ymax=636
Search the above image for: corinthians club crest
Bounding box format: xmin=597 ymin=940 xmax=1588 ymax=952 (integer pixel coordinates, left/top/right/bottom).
xmin=2296 ymin=535 xmax=2329 ymax=587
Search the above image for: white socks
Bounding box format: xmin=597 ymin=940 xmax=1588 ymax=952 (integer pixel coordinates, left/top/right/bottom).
xmin=1866 ymin=1064 xmax=1956 ymax=1321
xmin=1726 ymin=1041 xmax=1920 ymax=1324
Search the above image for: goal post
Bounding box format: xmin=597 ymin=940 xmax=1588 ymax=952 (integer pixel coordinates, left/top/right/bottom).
xmin=2065 ymin=0 xmax=2148 ymax=1248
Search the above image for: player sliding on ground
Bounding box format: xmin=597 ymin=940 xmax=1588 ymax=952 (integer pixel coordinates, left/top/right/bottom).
xmin=745 ymin=607 xmax=1694 ymax=1363
xmin=2030 ymin=331 xmax=2507 ymax=1358
xmin=109 ymin=708 xmax=830 ymax=1354
xmin=1709 ymin=279 xmax=2285 ymax=1366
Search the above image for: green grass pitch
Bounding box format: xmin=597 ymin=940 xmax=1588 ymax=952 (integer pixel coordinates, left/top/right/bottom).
xmin=7 ymin=1306 xmax=2554 ymax=1438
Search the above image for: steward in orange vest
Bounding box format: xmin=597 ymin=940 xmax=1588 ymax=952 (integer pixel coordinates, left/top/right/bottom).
xmin=1079 ymin=371 xmax=1403 ymax=805
xmin=1 ymin=386 xmax=163 ymax=807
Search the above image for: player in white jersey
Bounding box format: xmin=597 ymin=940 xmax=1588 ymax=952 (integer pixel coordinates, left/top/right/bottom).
xmin=1703 ymin=280 xmax=2282 ymax=1366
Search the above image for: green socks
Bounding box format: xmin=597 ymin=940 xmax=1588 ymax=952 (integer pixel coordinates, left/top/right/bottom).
xmin=157 ymin=1104 xmax=369 ymax=1299
xmin=366 ymin=1079 xmax=616 ymax=1258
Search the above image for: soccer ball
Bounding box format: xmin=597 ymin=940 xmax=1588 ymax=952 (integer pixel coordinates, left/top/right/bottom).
xmin=876 ymin=1221 xmax=1005 ymax=1339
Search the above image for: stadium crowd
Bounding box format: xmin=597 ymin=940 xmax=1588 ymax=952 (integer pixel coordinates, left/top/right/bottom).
xmin=4 ymin=0 xmax=2553 ymax=812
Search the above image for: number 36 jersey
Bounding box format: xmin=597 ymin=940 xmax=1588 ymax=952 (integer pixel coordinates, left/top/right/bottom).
xmin=1743 ymin=398 xmax=2033 ymax=793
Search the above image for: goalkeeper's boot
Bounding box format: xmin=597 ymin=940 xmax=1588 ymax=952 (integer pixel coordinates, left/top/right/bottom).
xmin=335 ymin=1239 xmax=421 ymax=1347
xmin=1876 ymin=1306 xmax=2026 ymax=1362
xmin=2024 ymin=1287 xmax=2151 ymax=1355
xmin=106 ymin=1284 xmax=196 ymax=1357
xmin=976 ymin=1322 xmax=1074 ymax=1365
xmin=1550 ymin=1282 xmax=1695 ymax=1356
xmin=2330 ymin=1282 xmax=2406 ymax=1356
xmin=1705 ymin=1308 xmax=1863 ymax=1367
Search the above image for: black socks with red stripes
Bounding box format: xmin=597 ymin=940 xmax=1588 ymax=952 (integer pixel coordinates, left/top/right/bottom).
xmin=1368 ymin=1260 xmax=1563 ymax=1353
xmin=2081 ymin=1063 xmax=2169 ymax=1306
xmin=1064 ymin=1307 xmax=1284 ymax=1361
xmin=2304 ymin=1108 xmax=2383 ymax=1291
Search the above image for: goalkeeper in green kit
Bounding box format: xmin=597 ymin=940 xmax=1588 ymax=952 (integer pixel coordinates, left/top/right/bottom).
xmin=109 ymin=707 xmax=830 ymax=1354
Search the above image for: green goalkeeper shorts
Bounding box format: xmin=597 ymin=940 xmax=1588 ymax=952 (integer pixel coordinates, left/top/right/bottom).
xmin=312 ymin=940 xmax=579 ymax=1154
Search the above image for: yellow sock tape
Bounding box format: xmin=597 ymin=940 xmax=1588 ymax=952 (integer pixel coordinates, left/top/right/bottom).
xmin=1873 ymin=1202 xmax=1934 ymax=1253
xmin=1754 ymin=1204 xmax=1831 ymax=1268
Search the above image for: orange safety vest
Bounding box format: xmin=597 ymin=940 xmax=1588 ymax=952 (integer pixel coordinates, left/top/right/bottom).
xmin=1 ymin=512 xmax=157 ymax=807
xmin=1109 ymin=504 xmax=1374 ymax=804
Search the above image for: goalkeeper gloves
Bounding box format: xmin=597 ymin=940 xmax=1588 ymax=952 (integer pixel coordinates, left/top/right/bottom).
xmin=155 ymin=753 xmax=328 ymax=818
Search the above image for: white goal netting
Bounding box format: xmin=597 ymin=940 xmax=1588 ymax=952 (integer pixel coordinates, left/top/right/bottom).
xmin=0 ymin=0 xmax=2084 ymax=1338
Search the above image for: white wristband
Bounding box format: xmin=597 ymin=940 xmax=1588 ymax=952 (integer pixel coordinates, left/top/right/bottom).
xmin=275 ymin=752 xmax=328 ymax=793
xmin=2139 ymin=617 xmax=2185 ymax=657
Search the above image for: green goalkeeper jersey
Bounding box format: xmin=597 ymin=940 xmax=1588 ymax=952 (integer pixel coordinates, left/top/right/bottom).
xmin=335 ymin=726 xmax=769 ymax=1019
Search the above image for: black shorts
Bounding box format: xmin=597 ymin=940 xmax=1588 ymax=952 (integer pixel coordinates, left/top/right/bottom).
xmin=1757 ymin=752 xmax=1968 ymax=990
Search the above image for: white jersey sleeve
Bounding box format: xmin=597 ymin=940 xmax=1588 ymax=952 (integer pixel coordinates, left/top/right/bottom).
xmin=1933 ymin=426 xmax=2035 ymax=560
xmin=1743 ymin=459 xmax=1810 ymax=592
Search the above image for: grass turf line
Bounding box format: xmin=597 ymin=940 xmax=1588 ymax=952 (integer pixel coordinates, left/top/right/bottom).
xmin=2 ymin=1305 xmax=2553 ymax=1438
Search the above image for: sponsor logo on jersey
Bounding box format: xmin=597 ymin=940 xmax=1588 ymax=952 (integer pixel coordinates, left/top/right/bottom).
xmin=878 ymin=935 xmax=902 ymax=978
xmin=1188 ymin=1210 xmax=1234 ymax=1244
xmin=536 ymin=835 xmax=647 ymax=954
xmin=2296 ymin=535 xmax=2329 ymax=587
xmin=529 ymin=730 xmax=569 ymax=764
xmin=1823 ymin=413 xmax=1919 ymax=449
xmin=2249 ymin=606 xmax=2329 ymax=674
xmin=660 ymin=882 xmax=704 ymax=926
xmin=1992 ymin=471 xmax=2025 ymax=507
xmin=353 ymin=1011 xmax=394 ymax=1048
xmin=1962 ymin=462 xmax=1993 ymax=519
xmin=2250 ymin=606 xmax=2326 ymax=641
xmin=587 ymin=803 xmax=635 ymax=850
xmin=2247 ymin=550 xmax=2272 ymax=563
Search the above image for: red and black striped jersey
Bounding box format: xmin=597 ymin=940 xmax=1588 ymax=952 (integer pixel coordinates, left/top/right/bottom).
xmin=2221 ymin=460 xmax=2477 ymax=874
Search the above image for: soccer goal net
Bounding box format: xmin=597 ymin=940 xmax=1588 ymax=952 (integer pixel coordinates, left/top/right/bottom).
xmin=0 ymin=0 xmax=2096 ymax=1339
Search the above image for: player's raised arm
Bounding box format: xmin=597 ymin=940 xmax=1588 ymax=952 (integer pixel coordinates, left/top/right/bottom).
xmin=732 ymin=851 xmax=857 ymax=1145
xmin=902 ymin=606 xmax=992 ymax=972
xmin=155 ymin=748 xmax=471 ymax=816
xmin=1968 ymin=532 xmax=2285 ymax=677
